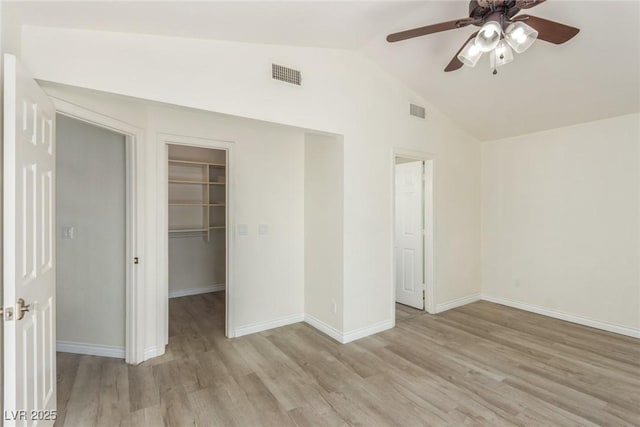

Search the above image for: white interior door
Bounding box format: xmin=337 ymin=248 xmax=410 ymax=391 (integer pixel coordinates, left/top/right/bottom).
xmin=3 ymin=54 xmax=57 ymax=426
xmin=395 ymin=161 xmax=424 ymax=309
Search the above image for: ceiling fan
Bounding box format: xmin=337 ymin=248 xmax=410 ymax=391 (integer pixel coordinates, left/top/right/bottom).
xmin=387 ymin=0 xmax=580 ymax=74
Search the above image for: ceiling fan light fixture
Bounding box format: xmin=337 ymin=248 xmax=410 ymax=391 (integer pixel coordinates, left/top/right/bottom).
xmin=490 ymin=40 xmax=514 ymax=68
xmin=475 ymin=21 xmax=502 ymax=52
xmin=505 ymin=22 xmax=538 ymax=53
xmin=457 ymin=39 xmax=483 ymax=67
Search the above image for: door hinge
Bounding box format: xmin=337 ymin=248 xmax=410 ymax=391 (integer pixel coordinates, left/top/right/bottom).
xmin=423 ymin=289 xmax=425 ymax=301
xmin=134 ymin=257 xmax=139 ymax=265
xmin=1 ymin=306 xmax=14 ymax=321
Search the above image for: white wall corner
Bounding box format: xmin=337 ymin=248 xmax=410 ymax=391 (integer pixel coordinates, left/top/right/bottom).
xmin=289 ymin=315 xmax=396 ymax=345
xmin=304 ymin=314 xmax=345 ymax=343
xmin=234 ymin=313 xmax=305 ymax=338
xmin=342 ymin=319 xmax=394 ymax=344
xmin=168 ymin=284 xmax=225 ymax=299
xmin=435 ymin=293 xmax=482 ymax=313
xmin=481 ymin=295 xmax=640 ymax=339
xmin=56 ymin=341 xmax=125 ymax=359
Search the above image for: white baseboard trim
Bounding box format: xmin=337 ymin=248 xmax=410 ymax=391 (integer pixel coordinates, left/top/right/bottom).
xmin=56 ymin=340 xmax=125 ymax=359
xmin=234 ymin=313 xmax=305 ymax=338
xmin=143 ymin=345 xmax=165 ymax=361
xmin=342 ymin=319 xmax=394 ymax=344
xmin=304 ymin=315 xmax=394 ymax=344
xmin=482 ymin=295 xmax=640 ymax=339
xmin=304 ymin=314 xmax=344 ymax=343
xmin=436 ymin=293 xmax=481 ymax=313
xmin=169 ymin=284 xmax=225 ymax=298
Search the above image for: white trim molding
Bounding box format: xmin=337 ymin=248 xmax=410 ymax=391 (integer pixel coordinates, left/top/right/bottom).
xmin=304 ymin=315 xmax=394 ymax=344
xmin=56 ymin=341 xmax=125 ymax=359
xmin=482 ymin=295 xmax=640 ymax=339
xmin=234 ymin=313 xmax=304 ymax=338
xmin=436 ymin=293 xmax=481 ymax=313
xmin=169 ymin=284 xmax=225 ymax=299
xmin=143 ymin=345 xmax=165 ymax=361
xmin=342 ymin=319 xmax=394 ymax=344
xmin=304 ymin=315 xmax=344 ymax=343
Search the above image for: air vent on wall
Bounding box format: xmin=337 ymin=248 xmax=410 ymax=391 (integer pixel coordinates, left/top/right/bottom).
xmin=410 ymin=103 xmax=426 ymax=119
xmin=272 ymin=63 xmax=302 ymax=86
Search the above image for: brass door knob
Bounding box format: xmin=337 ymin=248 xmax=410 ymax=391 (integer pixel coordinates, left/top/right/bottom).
xmin=17 ymin=298 xmax=30 ymax=320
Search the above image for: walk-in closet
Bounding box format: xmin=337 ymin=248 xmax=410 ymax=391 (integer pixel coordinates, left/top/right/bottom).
xmin=167 ymin=144 xmax=227 ymax=333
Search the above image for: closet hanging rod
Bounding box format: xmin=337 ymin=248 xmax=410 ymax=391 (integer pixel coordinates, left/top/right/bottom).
xmin=168 ymin=159 xmax=225 ymax=168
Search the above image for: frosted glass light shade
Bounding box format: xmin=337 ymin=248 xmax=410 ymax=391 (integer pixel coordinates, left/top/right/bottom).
xmin=490 ymin=40 xmax=514 ymax=68
xmin=457 ymin=39 xmax=483 ymax=67
xmin=475 ymin=21 xmax=502 ymax=52
xmin=505 ymin=22 xmax=538 ymax=53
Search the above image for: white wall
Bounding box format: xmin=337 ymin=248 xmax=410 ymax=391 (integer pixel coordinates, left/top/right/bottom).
xmin=304 ymin=133 xmax=344 ymax=331
xmin=168 ymin=237 xmax=225 ymax=296
xmin=56 ymin=114 xmax=127 ymax=347
xmin=148 ymin=105 xmax=306 ymax=335
xmin=41 ymin=84 xmax=306 ymax=348
xmin=482 ymin=113 xmax=640 ymax=333
xmin=22 ymin=25 xmax=481 ymax=349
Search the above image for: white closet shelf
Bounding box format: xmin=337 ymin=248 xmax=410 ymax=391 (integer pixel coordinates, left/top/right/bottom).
xmin=169 ymin=159 xmax=225 ymax=168
xmin=169 ymin=203 xmax=225 ymax=206
xmin=209 ymin=226 xmax=225 ymax=230
xmin=169 ymin=180 xmax=225 ymax=185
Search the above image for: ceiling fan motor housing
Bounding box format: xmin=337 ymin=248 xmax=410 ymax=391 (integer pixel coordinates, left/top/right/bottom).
xmin=469 ymin=0 xmax=521 ymax=25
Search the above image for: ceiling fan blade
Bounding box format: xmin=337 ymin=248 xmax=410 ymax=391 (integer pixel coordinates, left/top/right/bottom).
xmin=519 ymin=14 xmax=580 ymax=44
xmin=444 ymin=31 xmax=479 ymax=72
xmin=507 ymin=0 xmax=546 ymax=19
xmin=515 ymin=0 xmax=547 ymax=9
xmin=387 ymin=18 xmax=475 ymax=43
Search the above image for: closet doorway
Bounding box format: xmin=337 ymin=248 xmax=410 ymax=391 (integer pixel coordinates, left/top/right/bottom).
xmin=56 ymin=114 xmax=131 ymax=359
xmin=392 ymin=149 xmax=435 ymax=315
xmin=161 ymin=135 xmax=233 ymax=345
xmin=52 ymin=98 xmax=145 ymax=363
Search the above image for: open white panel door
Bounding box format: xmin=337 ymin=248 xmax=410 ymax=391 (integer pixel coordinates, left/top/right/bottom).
xmin=395 ymin=161 xmax=424 ymax=309
xmin=3 ymin=54 xmax=56 ymax=426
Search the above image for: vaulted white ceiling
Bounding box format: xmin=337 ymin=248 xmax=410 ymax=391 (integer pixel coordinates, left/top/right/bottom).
xmin=4 ymin=1 xmax=639 ymax=140
xmin=363 ymin=1 xmax=640 ymax=140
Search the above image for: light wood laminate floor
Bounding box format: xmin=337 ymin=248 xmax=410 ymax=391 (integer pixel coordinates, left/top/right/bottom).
xmin=56 ymin=292 xmax=640 ymax=426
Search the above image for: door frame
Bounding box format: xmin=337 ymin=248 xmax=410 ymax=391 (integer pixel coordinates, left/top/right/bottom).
xmin=157 ymin=133 xmax=234 ymax=342
xmin=391 ymin=148 xmax=435 ymax=314
xmin=51 ymin=97 xmax=146 ymax=364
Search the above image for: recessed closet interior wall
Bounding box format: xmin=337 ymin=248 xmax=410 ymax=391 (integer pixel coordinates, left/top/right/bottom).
xmin=168 ymin=145 xmax=227 ymax=297
xmin=56 ymin=114 xmax=127 ymax=349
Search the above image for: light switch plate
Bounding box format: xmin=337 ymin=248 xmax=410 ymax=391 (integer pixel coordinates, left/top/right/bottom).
xmin=258 ymin=224 xmax=268 ymax=235
xmin=237 ymin=224 xmax=248 ymax=236
xmin=62 ymin=226 xmax=74 ymax=239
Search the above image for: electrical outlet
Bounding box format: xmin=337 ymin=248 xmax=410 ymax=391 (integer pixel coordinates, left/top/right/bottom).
xmin=258 ymin=224 xmax=268 ymax=235
xmin=237 ymin=224 xmax=248 ymax=236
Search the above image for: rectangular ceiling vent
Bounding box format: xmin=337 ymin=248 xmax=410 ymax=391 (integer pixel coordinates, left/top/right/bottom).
xmin=410 ymin=103 xmax=426 ymax=119
xmin=272 ymin=63 xmax=302 ymax=86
